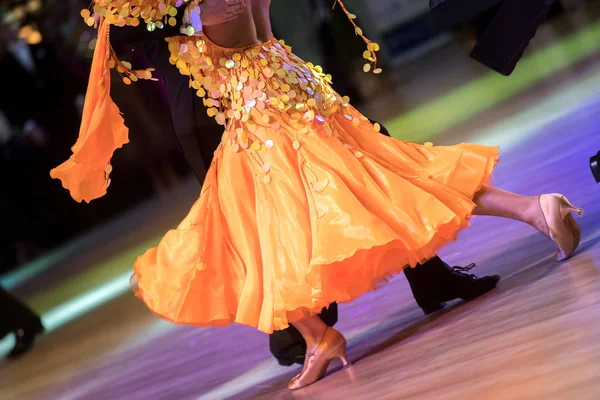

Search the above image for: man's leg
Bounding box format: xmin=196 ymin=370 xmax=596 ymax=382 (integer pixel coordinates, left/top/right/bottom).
xmin=268 ymin=120 xmax=499 ymax=366
xmin=404 ymin=256 xmax=499 ymax=314
xmin=268 ymin=256 xmax=499 ymax=365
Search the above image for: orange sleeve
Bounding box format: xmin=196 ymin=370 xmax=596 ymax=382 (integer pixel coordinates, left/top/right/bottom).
xmin=50 ymin=19 xmax=129 ymax=203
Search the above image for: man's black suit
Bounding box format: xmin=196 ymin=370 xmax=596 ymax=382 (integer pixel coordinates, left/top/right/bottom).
xmin=430 ymin=0 xmax=555 ymax=75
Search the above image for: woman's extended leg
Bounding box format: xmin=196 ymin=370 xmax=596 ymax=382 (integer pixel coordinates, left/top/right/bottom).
xmin=472 ymin=186 xmax=583 ymax=260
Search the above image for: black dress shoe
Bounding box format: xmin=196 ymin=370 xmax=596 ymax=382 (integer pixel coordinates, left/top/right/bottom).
xmin=405 ymin=261 xmax=500 ymax=315
xmin=7 ymin=321 xmax=45 ymax=359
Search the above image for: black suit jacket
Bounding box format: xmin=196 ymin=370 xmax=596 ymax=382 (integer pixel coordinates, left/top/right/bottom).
xmin=430 ymin=0 xmax=555 ymax=76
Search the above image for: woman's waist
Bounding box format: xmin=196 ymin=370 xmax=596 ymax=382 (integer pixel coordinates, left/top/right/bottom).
xmin=167 ymin=33 xmax=278 ymax=58
xmin=201 ymin=25 xmax=274 ymax=52
xmin=168 ymin=35 xmax=357 ymax=127
xmin=219 ymin=103 xmax=363 ymax=139
xmin=209 ymin=89 xmax=351 ymax=128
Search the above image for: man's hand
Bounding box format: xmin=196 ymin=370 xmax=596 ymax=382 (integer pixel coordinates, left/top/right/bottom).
xmin=198 ymin=0 xmax=246 ymax=26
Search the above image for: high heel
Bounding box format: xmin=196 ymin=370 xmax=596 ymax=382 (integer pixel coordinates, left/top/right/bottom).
xmin=288 ymin=327 xmax=350 ymax=390
xmin=538 ymin=194 xmax=583 ymax=261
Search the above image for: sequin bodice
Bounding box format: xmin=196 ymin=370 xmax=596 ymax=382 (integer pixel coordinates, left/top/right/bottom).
xmin=51 ymin=1 xmax=383 ymax=203
xmin=167 ymin=34 xmax=358 ymax=138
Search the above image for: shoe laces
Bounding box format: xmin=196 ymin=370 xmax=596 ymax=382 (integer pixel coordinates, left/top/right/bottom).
xmin=451 ymin=263 xmax=477 ymax=278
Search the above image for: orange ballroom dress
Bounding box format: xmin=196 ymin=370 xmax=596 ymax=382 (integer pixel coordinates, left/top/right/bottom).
xmin=51 ymin=4 xmax=499 ymax=334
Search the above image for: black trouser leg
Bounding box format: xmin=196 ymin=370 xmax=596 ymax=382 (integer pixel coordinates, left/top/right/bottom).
xmin=403 ymin=256 xmax=453 ymax=313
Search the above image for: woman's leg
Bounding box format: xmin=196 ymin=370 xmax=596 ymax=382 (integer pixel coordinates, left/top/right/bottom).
xmin=472 ymin=185 xmax=583 ymax=260
xmin=287 ymin=315 xmax=349 ymax=390
xmin=472 ymin=186 xmax=545 ymax=230
xmin=270 ymin=304 xmax=338 ymax=366
xmin=291 ymin=316 xmax=329 ymax=354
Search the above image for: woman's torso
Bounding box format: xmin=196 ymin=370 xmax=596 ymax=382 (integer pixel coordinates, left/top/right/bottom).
xmin=202 ymin=0 xmax=272 ymax=49
xmin=166 ymin=0 xmax=356 ymax=154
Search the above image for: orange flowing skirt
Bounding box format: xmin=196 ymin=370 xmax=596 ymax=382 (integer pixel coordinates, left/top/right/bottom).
xmin=133 ymin=107 xmax=498 ymax=333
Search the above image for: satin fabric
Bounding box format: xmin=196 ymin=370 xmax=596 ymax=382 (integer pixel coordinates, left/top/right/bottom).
xmin=132 ymin=33 xmax=499 ymax=332
xmin=50 ymin=20 xmax=128 ymax=203
xmin=133 ymin=113 xmax=497 ymax=332
xmin=53 ymin=24 xmax=498 ymax=333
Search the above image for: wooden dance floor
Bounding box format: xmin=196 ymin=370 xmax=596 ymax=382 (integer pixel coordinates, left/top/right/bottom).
xmin=2 ymin=11 xmax=600 ymax=400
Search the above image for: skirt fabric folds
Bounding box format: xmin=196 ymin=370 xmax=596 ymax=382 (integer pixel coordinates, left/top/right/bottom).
xmin=133 ymin=106 xmax=498 ymax=333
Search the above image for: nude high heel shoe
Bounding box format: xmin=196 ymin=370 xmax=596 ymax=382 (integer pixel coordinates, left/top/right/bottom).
xmin=538 ymin=194 xmax=583 ymax=261
xmin=288 ymin=327 xmax=350 ymax=390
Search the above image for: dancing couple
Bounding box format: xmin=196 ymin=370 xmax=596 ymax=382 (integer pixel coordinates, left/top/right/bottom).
xmin=52 ymin=0 xmax=582 ymax=390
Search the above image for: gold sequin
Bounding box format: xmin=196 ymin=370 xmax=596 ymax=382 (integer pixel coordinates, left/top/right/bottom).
xmin=155 ymin=33 xmax=378 ymax=175
xmin=251 ymin=142 xmax=261 ymax=151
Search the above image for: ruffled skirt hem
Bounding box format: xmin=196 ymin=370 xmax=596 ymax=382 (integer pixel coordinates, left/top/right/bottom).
xmin=132 ymin=143 xmax=498 ymax=333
